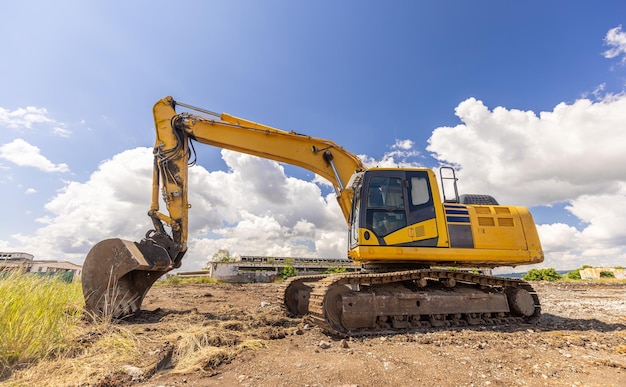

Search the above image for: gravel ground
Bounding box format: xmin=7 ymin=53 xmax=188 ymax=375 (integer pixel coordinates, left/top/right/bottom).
xmin=137 ymin=281 xmax=626 ymax=387
xmin=6 ymin=281 xmax=624 ymax=386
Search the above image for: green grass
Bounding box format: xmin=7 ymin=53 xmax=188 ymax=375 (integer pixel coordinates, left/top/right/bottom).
xmin=155 ymin=275 xmax=220 ymax=286
xmin=0 ymin=271 xmax=83 ymax=376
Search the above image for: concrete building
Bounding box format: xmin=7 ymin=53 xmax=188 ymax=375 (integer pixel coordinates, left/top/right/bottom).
xmin=181 ymin=255 xmax=360 ymax=283
xmin=0 ymin=251 xmax=82 ymax=280
xmin=579 ymin=267 xmax=626 ymax=280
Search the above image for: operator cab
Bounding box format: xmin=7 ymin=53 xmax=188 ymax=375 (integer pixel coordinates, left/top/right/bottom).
xmin=349 ymin=169 xmax=438 ymax=248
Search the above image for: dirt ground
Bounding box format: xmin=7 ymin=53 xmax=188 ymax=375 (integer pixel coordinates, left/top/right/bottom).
xmin=92 ymin=280 xmax=626 ymax=387
xmin=9 ymin=280 xmax=624 ymax=387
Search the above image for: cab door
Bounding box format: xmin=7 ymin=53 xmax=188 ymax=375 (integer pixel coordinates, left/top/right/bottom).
xmin=355 ymin=170 xmax=438 ymax=247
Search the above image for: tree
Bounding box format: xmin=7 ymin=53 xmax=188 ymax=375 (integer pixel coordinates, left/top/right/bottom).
xmin=523 ymin=268 xmax=562 ymax=281
xmin=211 ymin=249 xmax=234 ymax=263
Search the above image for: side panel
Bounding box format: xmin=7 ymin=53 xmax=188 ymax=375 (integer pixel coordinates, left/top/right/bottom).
xmin=469 ymin=205 xmax=528 ymax=250
xmin=348 ymin=244 xmax=543 ymax=267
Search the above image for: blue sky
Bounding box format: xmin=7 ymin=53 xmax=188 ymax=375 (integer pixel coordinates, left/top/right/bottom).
xmin=1 ymin=1 xmax=626 ymax=272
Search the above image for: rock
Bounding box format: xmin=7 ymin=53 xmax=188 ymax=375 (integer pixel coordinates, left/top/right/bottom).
xmin=319 ymin=340 xmax=332 ymax=349
xmin=260 ymin=301 xmax=271 ymax=307
xmin=341 ymin=339 xmax=350 ymax=348
xmin=122 ymin=365 xmax=144 ymax=381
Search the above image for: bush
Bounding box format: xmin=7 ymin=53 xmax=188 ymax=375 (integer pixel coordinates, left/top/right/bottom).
xmin=522 ymin=268 xmax=562 ymax=281
xmin=566 ymin=269 xmax=582 ymax=280
xmin=324 ymin=267 xmax=347 ymax=274
xmin=156 ymin=275 xmax=217 ymax=286
xmin=278 ymin=265 xmax=298 ymax=280
xmin=600 ymin=271 xmax=615 ymax=278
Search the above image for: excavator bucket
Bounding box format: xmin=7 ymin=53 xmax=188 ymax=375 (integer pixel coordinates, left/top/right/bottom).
xmin=82 ymin=238 xmax=174 ymax=319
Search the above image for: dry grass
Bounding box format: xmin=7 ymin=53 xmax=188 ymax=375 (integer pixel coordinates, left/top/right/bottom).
xmin=0 ymin=272 xmax=83 ymax=377
xmin=167 ymin=324 xmax=264 ymax=374
xmin=5 ymin=322 xmax=142 ymax=386
xmin=2 ymin=277 xmax=298 ymax=385
xmin=0 ymin=271 xmax=146 ymax=385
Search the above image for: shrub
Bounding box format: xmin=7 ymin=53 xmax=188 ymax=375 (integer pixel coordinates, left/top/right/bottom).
xmin=522 ymin=268 xmax=562 ymax=281
xmin=278 ymin=265 xmax=298 ymax=280
xmin=566 ymin=269 xmax=582 ymax=280
xmin=156 ymin=275 xmax=218 ymax=286
xmin=600 ymin=271 xmax=615 ymax=278
xmin=324 ymin=267 xmax=347 ymax=274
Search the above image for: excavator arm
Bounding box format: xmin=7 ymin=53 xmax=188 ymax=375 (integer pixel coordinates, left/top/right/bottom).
xmin=82 ymin=96 xmax=365 ymax=318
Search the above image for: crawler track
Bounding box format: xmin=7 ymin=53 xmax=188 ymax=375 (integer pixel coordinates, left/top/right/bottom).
xmin=283 ymin=270 xmax=540 ymax=336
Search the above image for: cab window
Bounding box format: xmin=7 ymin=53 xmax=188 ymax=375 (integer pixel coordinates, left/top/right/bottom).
xmin=367 ymin=177 xmax=406 ymax=236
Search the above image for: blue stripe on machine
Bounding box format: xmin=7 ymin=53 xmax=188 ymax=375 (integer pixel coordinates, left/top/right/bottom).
xmin=447 ymin=216 xmax=470 ymax=223
xmin=445 ymin=209 xmax=469 ymax=215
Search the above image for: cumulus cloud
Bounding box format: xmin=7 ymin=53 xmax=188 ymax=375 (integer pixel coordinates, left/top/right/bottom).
xmin=11 ymin=148 xmax=154 ymax=260
xmin=428 ymin=95 xmax=626 ymax=269
xmin=427 ymin=96 xmax=626 ymax=207
xmin=0 ymin=139 xmax=70 ymax=173
xmin=6 ymin=92 xmax=625 ymax=272
xmin=5 ymin=147 xmax=349 ymax=269
xmin=604 ymin=25 xmax=626 ymax=63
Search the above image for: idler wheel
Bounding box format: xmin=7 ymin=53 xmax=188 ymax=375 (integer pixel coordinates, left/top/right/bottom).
xmin=506 ymin=287 xmax=536 ymax=317
xmin=283 ymin=280 xmax=312 ymax=316
xmin=324 ymin=284 xmax=353 ymax=331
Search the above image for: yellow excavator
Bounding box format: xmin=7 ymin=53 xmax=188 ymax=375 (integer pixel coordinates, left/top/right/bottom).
xmin=82 ymin=96 xmax=543 ymax=334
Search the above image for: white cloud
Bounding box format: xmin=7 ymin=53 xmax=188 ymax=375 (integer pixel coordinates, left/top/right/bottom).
xmin=392 ymin=139 xmax=414 ymax=150
xmin=53 ymin=127 xmax=72 ymax=137
xmin=0 ymin=105 xmax=71 ymax=136
xmin=11 ymin=148 xmax=154 ymax=260
xmin=25 ymin=188 xmax=37 ymax=194
xmin=6 ymin=92 xmax=626 ymax=272
xmin=427 ymin=96 xmax=626 ymax=207
xmin=4 ymin=148 xmax=348 ymax=269
xmin=0 ymin=139 xmax=70 ymax=173
xmin=566 ymin=190 xmax=626 ymax=246
xmin=604 ymin=25 xmax=626 ymax=63
xmin=359 ymin=139 xmax=423 ymax=169
xmin=427 ymin=95 xmax=626 ymax=269
xmin=0 ymin=106 xmax=54 ymax=129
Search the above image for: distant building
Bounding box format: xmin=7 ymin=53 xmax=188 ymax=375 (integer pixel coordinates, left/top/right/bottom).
xmin=579 ymin=267 xmax=625 ymax=279
xmin=180 ymin=255 xmax=360 ymax=283
xmin=0 ymin=251 xmax=82 ymax=280
xmin=0 ymin=252 xmax=34 ymax=260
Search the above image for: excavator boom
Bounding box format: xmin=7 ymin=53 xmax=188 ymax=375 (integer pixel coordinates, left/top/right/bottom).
xmin=82 ymin=97 xmax=366 ymax=318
